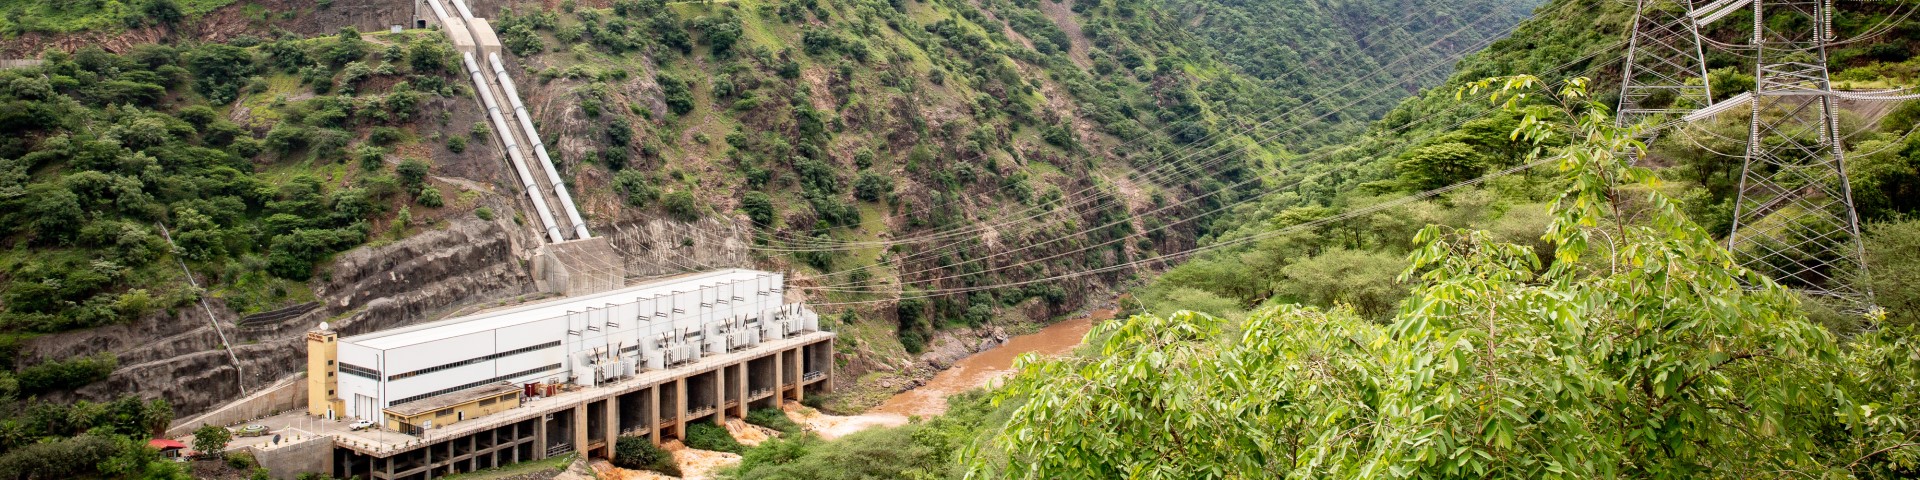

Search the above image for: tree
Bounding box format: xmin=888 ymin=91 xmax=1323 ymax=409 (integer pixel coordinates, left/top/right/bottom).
xmin=976 ymin=77 xmax=1920 ymax=479
xmin=853 ymin=171 xmax=891 ymax=202
xmin=1860 ymin=218 xmax=1920 ymax=328
xmin=192 ymin=424 xmax=231 ymax=458
xmin=742 ymin=191 xmax=776 ymax=226
xmin=614 ymin=170 xmax=658 ymax=207
xmin=396 ymin=158 xmax=430 ymax=194
xmin=663 ymin=190 xmax=701 ymax=220
xmin=1394 ymin=141 xmax=1485 ymax=191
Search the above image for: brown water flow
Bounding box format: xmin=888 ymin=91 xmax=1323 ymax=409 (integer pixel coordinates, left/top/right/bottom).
xmin=868 ymin=309 xmax=1114 ymax=418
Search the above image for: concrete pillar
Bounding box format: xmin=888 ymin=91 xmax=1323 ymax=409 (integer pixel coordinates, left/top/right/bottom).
xmin=673 ymin=377 xmax=688 ymax=440
xmin=533 ymin=414 xmax=547 ymax=460
xmin=572 ymin=404 xmax=589 ymax=457
xmin=604 ymin=396 xmax=619 ymax=457
xmin=380 ymin=455 xmax=390 ymax=480
xmin=791 ymin=349 xmax=804 ymax=403
xmin=733 ymin=362 xmax=749 ymax=416
xmin=825 ymin=338 xmax=837 ymax=393
xmin=423 ymin=444 xmax=434 ymax=480
xmin=648 ymin=385 xmax=661 ymax=446
xmin=772 ymin=351 xmax=783 ymax=405
xmin=713 ymin=368 xmax=726 ymax=425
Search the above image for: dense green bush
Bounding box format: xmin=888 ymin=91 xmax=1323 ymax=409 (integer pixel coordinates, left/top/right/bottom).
xmin=614 ymin=170 xmax=659 ymax=208
xmin=15 ymin=353 xmax=116 ymax=396
xmin=684 ymin=423 xmax=745 ymax=454
xmin=612 ymin=436 xmax=680 ymax=476
xmin=745 ymin=408 xmax=802 ymax=435
xmin=663 ymin=190 xmax=701 ymax=220
xmin=741 ymin=191 xmax=776 ymax=226
xmin=852 ymin=171 xmax=891 ymax=202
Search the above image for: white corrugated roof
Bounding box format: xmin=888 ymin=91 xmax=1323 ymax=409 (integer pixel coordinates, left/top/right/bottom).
xmin=344 ymin=268 xmax=773 ymax=351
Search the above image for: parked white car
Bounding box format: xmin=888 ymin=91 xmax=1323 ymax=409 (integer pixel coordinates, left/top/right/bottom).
xmin=349 ymin=419 xmax=375 ymax=431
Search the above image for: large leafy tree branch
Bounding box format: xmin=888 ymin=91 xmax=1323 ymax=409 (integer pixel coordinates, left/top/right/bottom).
xmin=969 ymin=76 xmax=1920 ymax=479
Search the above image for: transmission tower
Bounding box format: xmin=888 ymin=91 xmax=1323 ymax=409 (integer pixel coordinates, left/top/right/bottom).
xmin=1616 ymin=0 xmax=1714 ymax=130
xmin=1725 ymin=0 xmax=1870 ymax=309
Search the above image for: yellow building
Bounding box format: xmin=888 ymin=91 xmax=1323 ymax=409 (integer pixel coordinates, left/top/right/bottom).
xmin=306 ymin=328 xmax=345 ymax=419
xmin=382 ymin=383 xmax=522 ymax=434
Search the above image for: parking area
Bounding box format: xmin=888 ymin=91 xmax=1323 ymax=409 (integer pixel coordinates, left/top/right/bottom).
xmin=178 ymin=410 xmax=414 ymax=453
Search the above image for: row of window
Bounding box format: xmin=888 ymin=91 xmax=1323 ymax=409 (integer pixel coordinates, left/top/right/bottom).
xmin=339 ymin=362 xmax=381 ymax=380
xmin=386 ymin=341 xmax=562 ymax=382
xmin=387 ymin=363 xmax=561 ymax=408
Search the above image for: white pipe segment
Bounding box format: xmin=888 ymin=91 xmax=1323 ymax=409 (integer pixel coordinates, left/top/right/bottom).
xmin=424 ymin=0 xmax=452 ymax=24
xmin=490 ymin=52 xmax=592 ymax=239
xmin=465 ymin=52 xmax=566 ymax=243
xmin=450 ymin=0 xmax=476 ymax=21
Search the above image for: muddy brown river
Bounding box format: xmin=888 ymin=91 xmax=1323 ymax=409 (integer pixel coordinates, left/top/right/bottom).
xmin=867 ymin=308 xmax=1114 ymax=418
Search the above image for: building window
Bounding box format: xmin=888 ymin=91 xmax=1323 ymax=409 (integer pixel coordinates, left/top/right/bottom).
xmin=327 ymin=372 xmax=334 ymax=377
xmin=327 ymin=360 xmax=334 ymax=365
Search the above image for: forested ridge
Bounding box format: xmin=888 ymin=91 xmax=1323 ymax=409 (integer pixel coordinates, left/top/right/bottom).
xmin=713 ymin=0 xmax=1920 ymax=478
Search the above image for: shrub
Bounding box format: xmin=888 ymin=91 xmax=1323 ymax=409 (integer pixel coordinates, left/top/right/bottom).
xmin=16 ymin=353 xmax=117 ymax=395
xmin=663 ymin=190 xmax=701 ymax=220
xmin=853 ymin=171 xmax=892 ymax=202
xmin=369 ymin=126 xmax=404 ymax=145
xmin=470 ymin=121 xmax=490 ymax=139
xmin=741 ymin=191 xmax=775 ymax=226
xmin=613 ymin=170 xmax=658 ymax=207
xmin=745 ymin=408 xmax=802 ymax=435
xmin=193 ymin=424 xmax=232 ymax=457
xmin=612 ymin=436 xmax=680 ymax=476
xmin=396 ymin=158 xmax=430 ymax=193
xmin=475 ymin=207 xmax=496 ymax=221
xmin=417 ymin=186 xmax=445 ymax=208
xmin=445 ymin=135 xmax=466 ymax=153
xmin=658 ymin=74 xmax=694 ymax=115
xmin=684 ymin=423 xmax=745 ymax=454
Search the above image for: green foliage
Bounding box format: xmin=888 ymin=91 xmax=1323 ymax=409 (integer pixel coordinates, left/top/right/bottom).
xmin=396 ymin=158 xmax=430 ymax=194
xmin=975 ymin=77 xmax=1920 ymax=479
xmin=685 ymin=422 xmax=746 ymax=454
xmin=663 ymin=190 xmax=701 ymax=220
xmin=727 ymin=392 xmax=1006 ymax=479
xmin=193 ymin=424 xmax=232 ymax=457
xmin=1861 ymin=218 xmax=1920 ymax=329
xmin=852 ymin=171 xmax=891 ymax=202
xmin=416 ymin=186 xmax=445 ymax=208
xmin=614 ymin=170 xmax=659 ymax=208
xmin=15 ymin=353 xmax=115 ymax=396
xmin=744 ymin=408 xmax=801 ymax=435
xmin=741 ymin=191 xmax=776 ymax=226
xmin=658 ymin=73 xmax=694 ymax=115
xmin=474 ymin=206 xmax=496 ymax=221
xmin=613 ymin=436 xmax=680 ymax=476
xmin=445 ymin=134 xmax=466 ymax=153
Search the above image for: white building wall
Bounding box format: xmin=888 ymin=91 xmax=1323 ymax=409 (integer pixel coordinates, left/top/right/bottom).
xmin=337 ymin=270 xmax=807 ymax=414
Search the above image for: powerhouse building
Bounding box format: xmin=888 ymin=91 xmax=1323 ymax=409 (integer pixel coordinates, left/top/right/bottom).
xmin=307 ymin=269 xmax=819 ymax=429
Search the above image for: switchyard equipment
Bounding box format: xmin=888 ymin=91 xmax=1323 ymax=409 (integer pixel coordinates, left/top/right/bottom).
xmin=308 ymin=269 xmax=820 ymax=428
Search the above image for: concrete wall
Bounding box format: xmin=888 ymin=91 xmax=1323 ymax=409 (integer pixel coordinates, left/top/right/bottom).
xmin=253 ymin=435 xmax=335 ymax=480
xmin=168 ymin=376 xmax=307 ymax=438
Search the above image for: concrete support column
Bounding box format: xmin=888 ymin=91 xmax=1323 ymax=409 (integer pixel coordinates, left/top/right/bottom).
xmin=572 ymin=404 xmax=589 ymax=457
xmin=772 ymin=351 xmax=784 ymax=405
xmin=533 ymin=414 xmax=548 ymax=460
xmin=604 ymin=397 xmax=619 ymax=457
xmin=733 ymin=362 xmax=748 ymax=417
xmin=825 ymin=338 xmax=837 ymax=393
xmin=381 ymin=455 xmax=390 ymax=480
xmin=790 ymin=349 xmax=804 ymax=403
xmin=713 ymin=368 xmax=726 ymax=425
xmin=673 ymin=377 xmax=688 ymax=440
xmin=423 ymin=444 xmax=434 ymax=480
xmin=648 ymin=385 xmax=661 ymax=446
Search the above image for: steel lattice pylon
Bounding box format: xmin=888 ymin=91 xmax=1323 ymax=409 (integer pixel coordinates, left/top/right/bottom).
xmin=1728 ymin=0 xmax=1871 ymax=309
xmin=1617 ymin=0 xmax=1713 ymax=129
